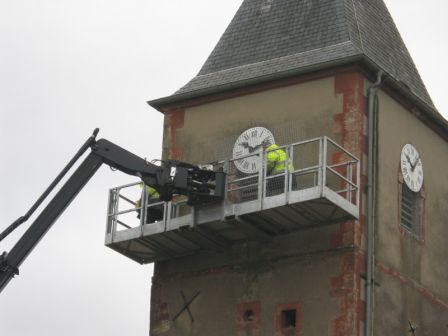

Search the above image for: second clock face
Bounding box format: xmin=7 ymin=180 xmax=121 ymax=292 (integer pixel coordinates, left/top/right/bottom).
xmin=400 ymin=143 xmax=424 ymax=192
xmin=232 ymin=126 xmax=275 ymax=174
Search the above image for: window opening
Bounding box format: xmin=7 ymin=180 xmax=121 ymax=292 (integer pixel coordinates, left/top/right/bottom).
xmin=400 ymin=182 xmax=423 ymax=237
xmin=281 ymin=309 xmax=296 ymax=328
xmin=243 ymin=309 xmax=255 ymax=322
xmin=276 ymin=303 xmax=302 ymax=335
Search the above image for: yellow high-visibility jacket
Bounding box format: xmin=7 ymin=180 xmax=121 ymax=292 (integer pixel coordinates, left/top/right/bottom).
xmin=139 ymin=183 xmax=160 ymax=200
xmin=266 ymin=144 xmax=293 ymax=175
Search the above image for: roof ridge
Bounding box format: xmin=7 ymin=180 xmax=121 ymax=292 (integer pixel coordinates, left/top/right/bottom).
xmin=348 ymin=0 xmax=364 ymax=52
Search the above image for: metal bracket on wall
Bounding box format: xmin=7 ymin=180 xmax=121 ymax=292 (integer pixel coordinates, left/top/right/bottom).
xmin=172 ymin=290 xmax=201 ymax=323
xmin=408 ymin=320 xmax=417 ymax=335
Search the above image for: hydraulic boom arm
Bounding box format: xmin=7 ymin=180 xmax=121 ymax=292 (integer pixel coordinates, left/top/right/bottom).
xmin=0 ymin=129 xmax=225 ymax=293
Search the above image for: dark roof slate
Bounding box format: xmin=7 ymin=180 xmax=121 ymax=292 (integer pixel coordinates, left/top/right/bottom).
xmin=349 ymin=0 xmax=432 ymax=107
xmin=175 ymin=41 xmax=359 ymax=94
xmin=197 ymin=0 xmax=350 ymax=75
xmin=151 ymin=0 xmax=436 ymax=113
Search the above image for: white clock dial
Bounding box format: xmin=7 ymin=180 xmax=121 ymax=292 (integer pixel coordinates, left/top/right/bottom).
xmin=400 ymin=144 xmax=423 ymax=192
xmin=232 ymin=126 xmax=275 ymax=174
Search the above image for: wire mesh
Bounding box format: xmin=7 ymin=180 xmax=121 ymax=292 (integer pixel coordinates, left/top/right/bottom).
xmin=289 ymin=140 xmax=321 ymax=191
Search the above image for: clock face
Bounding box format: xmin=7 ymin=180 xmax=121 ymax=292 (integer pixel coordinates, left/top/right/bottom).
xmin=232 ymin=126 xmax=275 ymax=174
xmin=400 ymin=144 xmax=424 ymax=192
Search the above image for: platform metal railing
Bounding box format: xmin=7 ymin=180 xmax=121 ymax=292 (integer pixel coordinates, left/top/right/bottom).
xmin=226 ymin=136 xmax=359 ymax=207
xmin=106 ymin=137 xmax=360 ymax=239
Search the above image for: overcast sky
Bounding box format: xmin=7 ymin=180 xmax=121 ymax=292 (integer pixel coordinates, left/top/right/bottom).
xmin=0 ymin=1 xmax=447 ymax=335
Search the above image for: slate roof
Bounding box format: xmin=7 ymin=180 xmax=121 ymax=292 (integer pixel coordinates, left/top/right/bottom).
xmin=149 ymin=0 xmax=437 ymax=116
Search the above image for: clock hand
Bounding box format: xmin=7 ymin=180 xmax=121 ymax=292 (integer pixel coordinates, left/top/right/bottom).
xmin=405 ymin=154 xmax=413 ymax=167
xmin=240 ymin=141 xmax=250 ymax=149
xmin=411 ymin=155 xmax=420 ymax=171
xmin=248 ymin=144 xmax=262 ymax=153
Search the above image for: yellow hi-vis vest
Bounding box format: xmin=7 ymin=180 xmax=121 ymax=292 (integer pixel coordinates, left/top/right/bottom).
xmin=139 ymin=183 xmax=160 ymax=200
xmin=266 ymin=144 xmax=293 ymax=175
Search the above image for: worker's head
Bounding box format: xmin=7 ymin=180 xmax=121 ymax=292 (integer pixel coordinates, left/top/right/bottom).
xmin=261 ymin=138 xmax=273 ymax=149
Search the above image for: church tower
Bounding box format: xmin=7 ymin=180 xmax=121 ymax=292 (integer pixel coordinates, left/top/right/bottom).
xmin=105 ymin=1 xmax=448 ymax=335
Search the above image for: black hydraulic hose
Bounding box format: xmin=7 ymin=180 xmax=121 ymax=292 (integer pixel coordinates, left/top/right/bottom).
xmin=0 ymin=128 xmax=100 ymax=243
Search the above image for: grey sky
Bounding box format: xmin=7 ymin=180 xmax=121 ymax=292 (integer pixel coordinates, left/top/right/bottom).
xmin=0 ymin=1 xmax=446 ymax=335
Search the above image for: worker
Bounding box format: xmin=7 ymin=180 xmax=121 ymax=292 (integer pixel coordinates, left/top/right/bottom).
xmin=262 ymin=138 xmax=296 ymax=195
xmin=136 ymin=184 xmax=164 ymax=223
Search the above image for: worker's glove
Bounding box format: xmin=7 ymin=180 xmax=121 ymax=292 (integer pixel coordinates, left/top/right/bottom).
xmin=135 ymin=198 xmax=141 ymax=208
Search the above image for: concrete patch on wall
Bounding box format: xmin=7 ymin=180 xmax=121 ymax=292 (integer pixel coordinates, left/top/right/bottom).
xmin=150 ymin=281 xmax=171 ymax=335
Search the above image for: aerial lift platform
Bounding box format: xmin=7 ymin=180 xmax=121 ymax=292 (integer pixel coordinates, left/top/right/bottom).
xmin=105 ymin=136 xmax=360 ymax=264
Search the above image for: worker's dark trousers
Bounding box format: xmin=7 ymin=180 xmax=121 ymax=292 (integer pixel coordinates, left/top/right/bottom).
xmin=137 ymin=202 xmax=164 ymax=223
xmin=266 ymin=173 xmax=297 ymax=196
xmin=145 ymin=205 xmax=164 ymax=223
